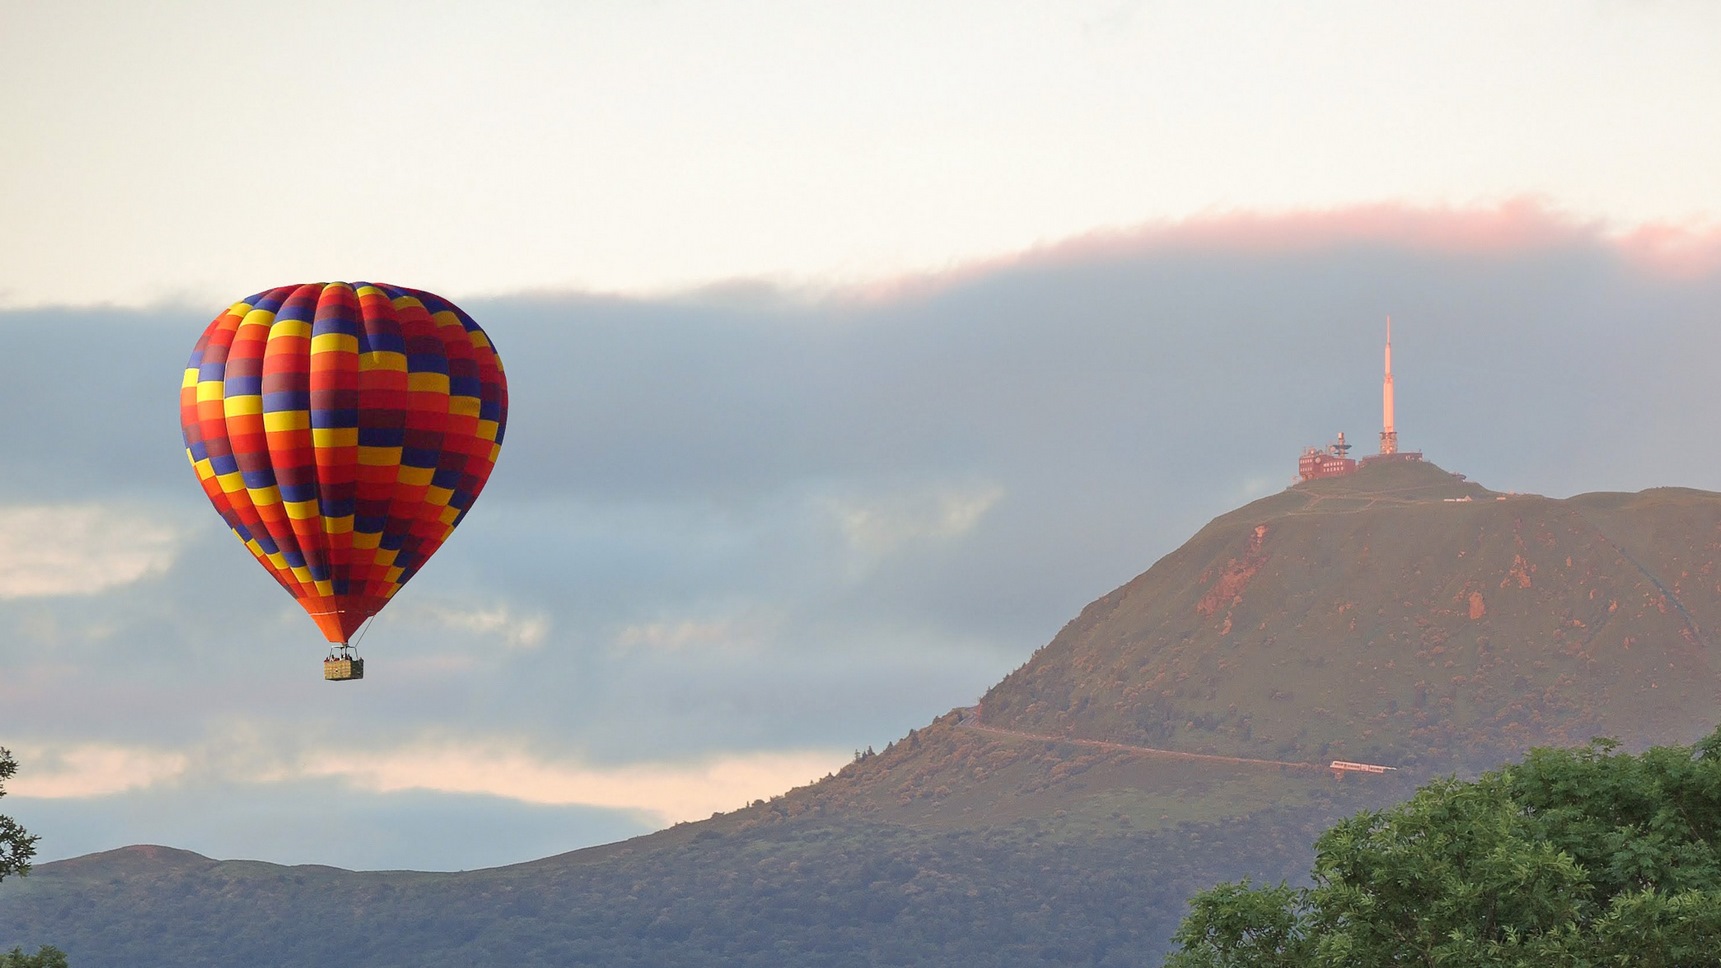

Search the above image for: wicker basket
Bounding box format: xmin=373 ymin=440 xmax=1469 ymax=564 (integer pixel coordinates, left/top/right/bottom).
xmin=323 ymin=657 xmax=365 ymax=681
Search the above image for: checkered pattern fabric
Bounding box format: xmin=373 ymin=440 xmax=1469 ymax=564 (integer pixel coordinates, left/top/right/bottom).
xmin=180 ymin=283 xmax=509 ymax=644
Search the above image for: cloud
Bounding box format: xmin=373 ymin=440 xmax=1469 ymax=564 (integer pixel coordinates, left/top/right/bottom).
xmin=407 ymin=602 xmax=551 ymax=651
xmin=0 ymin=505 xmax=179 ymax=599
xmin=296 ymin=744 xmax=847 ymax=824
xmin=824 ymin=483 xmax=1005 ymax=558
xmin=614 ymin=613 xmax=777 ymax=653
xmin=858 ymin=198 xmax=1606 ymax=304
xmin=8 ymin=743 xmax=190 ymax=798
xmin=6 ymin=731 xmax=843 ymax=831
xmin=1615 ymin=220 xmax=1721 ymax=279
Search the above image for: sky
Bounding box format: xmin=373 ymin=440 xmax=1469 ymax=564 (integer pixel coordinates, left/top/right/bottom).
xmin=2 ymin=1 xmax=1720 ymax=872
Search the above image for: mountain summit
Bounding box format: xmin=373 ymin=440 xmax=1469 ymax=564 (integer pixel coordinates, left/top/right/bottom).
xmin=985 ymin=459 xmax=1721 ymax=771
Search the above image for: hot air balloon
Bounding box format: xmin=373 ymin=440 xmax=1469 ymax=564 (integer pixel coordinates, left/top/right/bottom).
xmin=179 ymin=282 xmax=508 ymax=680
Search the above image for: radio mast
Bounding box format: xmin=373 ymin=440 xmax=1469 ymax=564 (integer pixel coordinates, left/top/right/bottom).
xmin=1379 ymin=316 xmax=1397 ymax=455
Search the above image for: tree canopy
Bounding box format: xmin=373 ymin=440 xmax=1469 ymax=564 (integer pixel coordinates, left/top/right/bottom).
xmin=1168 ymin=730 xmax=1721 ymax=966
xmin=1 ymin=748 xmax=64 ymax=967
xmin=0 ymin=748 xmax=39 ymax=882
xmin=0 ymin=947 xmax=68 ymax=968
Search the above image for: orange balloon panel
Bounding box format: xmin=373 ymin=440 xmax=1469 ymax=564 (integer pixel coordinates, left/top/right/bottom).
xmin=180 ymin=283 xmax=508 ymax=644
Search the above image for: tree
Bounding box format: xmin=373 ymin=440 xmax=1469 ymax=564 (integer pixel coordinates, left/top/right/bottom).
xmin=1 ymin=748 xmax=62 ymax=968
xmin=1168 ymin=730 xmax=1721 ymax=967
xmin=0 ymin=947 xmax=68 ymax=968
xmin=0 ymin=748 xmax=39 ymax=881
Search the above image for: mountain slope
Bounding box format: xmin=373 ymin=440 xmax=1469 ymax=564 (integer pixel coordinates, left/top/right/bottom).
xmin=983 ymin=460 xmax=1721 ymax=770
xmin=6 ymin=460 xmax=1720 ymax=967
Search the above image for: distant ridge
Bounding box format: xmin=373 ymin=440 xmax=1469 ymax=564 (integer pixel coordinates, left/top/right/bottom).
xmin=42 ymin=845 xmax=211 ymax=874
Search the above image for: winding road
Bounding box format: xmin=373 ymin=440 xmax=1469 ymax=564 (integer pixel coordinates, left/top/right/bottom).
xmin=955 ymin=707 xmax=1330 ymax=773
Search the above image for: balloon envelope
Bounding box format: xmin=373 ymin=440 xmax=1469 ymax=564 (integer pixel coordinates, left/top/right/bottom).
xmin=179 ymin=282 xmax=508 ymax=644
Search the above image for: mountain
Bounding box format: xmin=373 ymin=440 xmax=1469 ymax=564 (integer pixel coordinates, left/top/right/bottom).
xmin=5 ymin=459 xmax=1719 ymax=967
xmin=984 ymin=458 xmax=1721 ymax=771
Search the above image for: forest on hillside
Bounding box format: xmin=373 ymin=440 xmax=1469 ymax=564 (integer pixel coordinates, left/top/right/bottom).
xmin=0 ymin=804 xmax=1346 ymax=967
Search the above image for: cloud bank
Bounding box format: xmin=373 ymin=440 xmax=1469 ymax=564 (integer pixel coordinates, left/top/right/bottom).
xmin=0 ymin=505 xmax=180 ymax=600
xmin=4 ymin=203 xmax=1721 ymax=870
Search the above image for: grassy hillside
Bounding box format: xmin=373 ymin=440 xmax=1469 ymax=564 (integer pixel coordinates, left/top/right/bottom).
xmin=983 ymin=460 xmax=1721 ymax=771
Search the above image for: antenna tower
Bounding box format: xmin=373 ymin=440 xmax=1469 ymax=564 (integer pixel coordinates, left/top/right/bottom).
xmin=1379 ymin=316 xmax=1397 ymax=455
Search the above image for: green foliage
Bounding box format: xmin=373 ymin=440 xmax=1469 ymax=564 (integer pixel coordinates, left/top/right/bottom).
xmin=1 ymin=748 xmax=40 ymax=882
xmin=1 ymin=752 xmax=64 ymax=967
xmin=1170 ymin=729 xmax=1721 ymax=966
xmin=1164 ymin=880 xmax=1310 ymax=968
xmin=1 ymin=947 xmax=67 ymax=968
